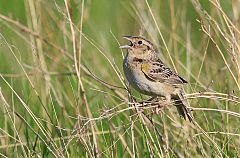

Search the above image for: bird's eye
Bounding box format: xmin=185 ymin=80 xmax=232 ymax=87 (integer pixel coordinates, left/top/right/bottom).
xmin=138 ymin=41 xmax=142 ymax=45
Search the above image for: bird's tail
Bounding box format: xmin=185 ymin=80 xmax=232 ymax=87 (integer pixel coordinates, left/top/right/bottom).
xmin=174 ymin=91 xmax=193 ymax=122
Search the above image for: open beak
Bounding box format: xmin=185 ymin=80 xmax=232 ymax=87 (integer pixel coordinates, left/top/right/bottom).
xmin=122 ymin=36 xmax=132 ymax=41
xmin=119 ymin=36 xmax=133 ymax=49
xmin=119 ymin=45 xmax=131 ymax=49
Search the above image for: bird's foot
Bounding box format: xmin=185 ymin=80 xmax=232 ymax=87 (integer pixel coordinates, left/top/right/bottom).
xmin=152 ymin=99 xmax=171 ymax=114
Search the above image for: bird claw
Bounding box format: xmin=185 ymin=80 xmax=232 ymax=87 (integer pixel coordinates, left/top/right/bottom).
xmin=152 ymin=99 xmax=172 ymax=114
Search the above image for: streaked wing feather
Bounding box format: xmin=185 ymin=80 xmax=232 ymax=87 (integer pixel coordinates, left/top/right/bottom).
xmin=141 ymin=61 xmax=187 ymax=85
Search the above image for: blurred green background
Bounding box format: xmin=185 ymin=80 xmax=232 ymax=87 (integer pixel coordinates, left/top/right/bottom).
xmin=0 ymin=0 xmax=239 ymax=157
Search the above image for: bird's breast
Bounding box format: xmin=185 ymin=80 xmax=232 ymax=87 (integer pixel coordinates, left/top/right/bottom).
xmin=123 ymin=56 xmax=168 ymax=96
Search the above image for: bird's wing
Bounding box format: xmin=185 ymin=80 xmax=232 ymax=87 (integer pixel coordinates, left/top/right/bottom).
xmin=141 ymin=60 xmax=187 ymax=85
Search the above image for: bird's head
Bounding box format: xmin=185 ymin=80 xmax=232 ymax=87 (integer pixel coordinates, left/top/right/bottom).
xmin=120 ymin=36 xmax=154 ymax=56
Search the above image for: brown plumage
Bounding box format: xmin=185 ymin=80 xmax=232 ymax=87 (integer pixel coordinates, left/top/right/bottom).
xmin=120 ymin=36 xmax=193 ymax=122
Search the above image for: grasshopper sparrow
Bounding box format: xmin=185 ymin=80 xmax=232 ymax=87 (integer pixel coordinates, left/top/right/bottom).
xmin=120 ymin=36 xmax=193 ymax=121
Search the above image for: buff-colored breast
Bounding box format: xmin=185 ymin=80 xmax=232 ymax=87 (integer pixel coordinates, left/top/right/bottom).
xmin=123 ymin=56 xmax=175 ymax=97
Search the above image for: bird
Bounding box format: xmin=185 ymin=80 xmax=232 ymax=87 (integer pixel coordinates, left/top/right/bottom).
xmin=120 ymin=35 xmax=193 ymax=122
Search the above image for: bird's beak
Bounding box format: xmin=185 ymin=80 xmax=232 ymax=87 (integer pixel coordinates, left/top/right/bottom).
xmin=119 ymin=45 xmax=131 ymax=49
xmin=122 ymin=36 xmax=132 ymax=41
xmin=119 ymin=36 xmax=133 ymax=49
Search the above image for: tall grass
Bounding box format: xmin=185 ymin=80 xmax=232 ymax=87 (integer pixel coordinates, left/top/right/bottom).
xmin=0 ymin=0 xmax=239 ymax=157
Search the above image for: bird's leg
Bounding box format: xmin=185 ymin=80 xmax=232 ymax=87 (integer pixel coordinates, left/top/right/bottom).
xmin=165 ymin=95 xmax=172 ymax=105
xmin=157 ymin=95 xmax=172 ymax=107
xmin=154 ymin=95 xmax=172 ymax=114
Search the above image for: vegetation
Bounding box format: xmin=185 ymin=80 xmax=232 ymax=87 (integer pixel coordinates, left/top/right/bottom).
xmin=0 ymin=0 xmax=239 ymax=157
